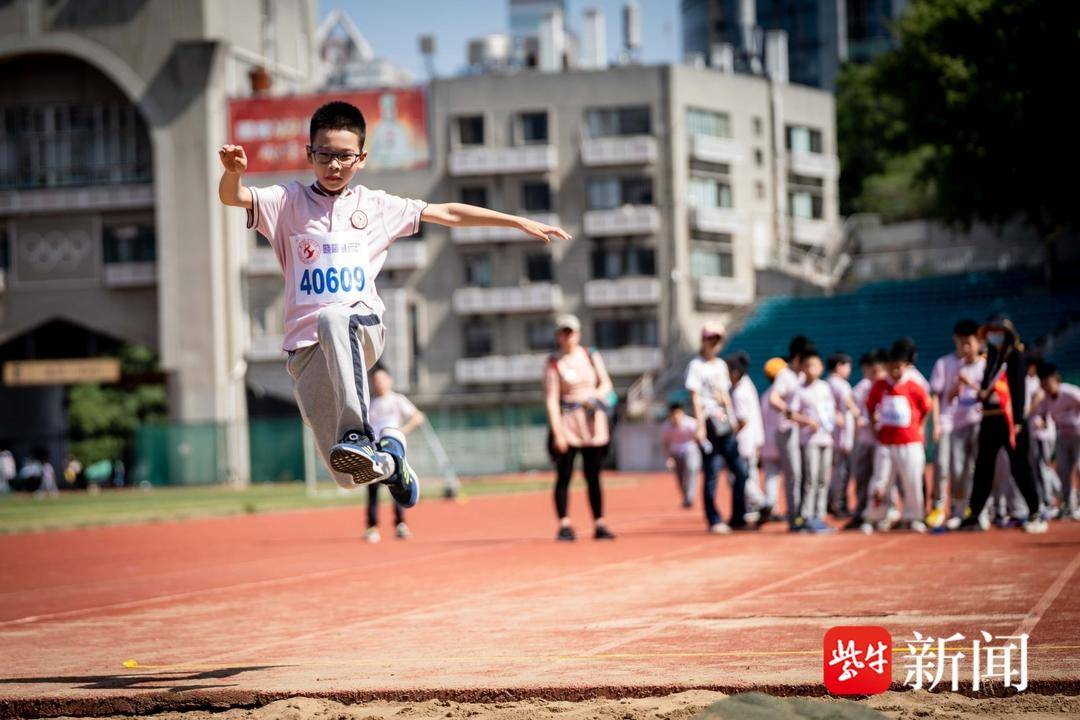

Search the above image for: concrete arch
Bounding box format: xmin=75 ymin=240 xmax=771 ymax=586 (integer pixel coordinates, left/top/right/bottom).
xmin=0 ymin=31 xmax=164 ymax=127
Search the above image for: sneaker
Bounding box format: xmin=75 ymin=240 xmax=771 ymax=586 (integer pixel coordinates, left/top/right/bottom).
xmin=743 ymin=510 xmax=762 ymax=525
xmin=377 ymin=431 xmax=420 ymax=508
xmin=956 ymin=517 xmax=985 ymax=532
xmin=681 ymin=499 xmax=694 ymax=509
xmin=330 ymin=430 xmax=395 ymax=486
xmin=758 ymin=505 xmax=774 ymax=524
xmin=859 ymin=522 xmax=874 ymax=535
xmin=908 ymin=520 xmax=927 ymax=534
xmin=945 ymin=516 xmax=963 ymax=531
xmin=1071 ymin=508 xmax=1080 ymax=522
xmin=594 ymin=525 xmax=616 ymax=540
xmin=709 ymin=522 xmax=732 ymax=535
xmin=925 ymin=507 xmax=946 ymax=529
xmin=805 ymin=517 xmax=835 ymax=534
xmin=395 ymin=522 xmax=412 ymax=539
xmin=884 ymin=506 xmax=902 ymax=527
xmin=556 ymin=525 xmax=576 ymax=542
xmin=788 ymin=516 xmax=807 ymax=533
xmin=364 ymin=526 xmax=381 ymax=543
xmin=1022 ymin=517 xmax=1048 ymax=534
xmin=842 ymin=515 xmax=864 ymax=531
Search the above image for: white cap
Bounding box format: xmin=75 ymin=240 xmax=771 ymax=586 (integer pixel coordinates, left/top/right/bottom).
xmin=555 ymin=314 xmax=581 ymax=333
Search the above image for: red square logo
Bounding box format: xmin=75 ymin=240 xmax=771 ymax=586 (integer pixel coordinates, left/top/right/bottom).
xmin=823 ymin=626 xmax=893 ymax=695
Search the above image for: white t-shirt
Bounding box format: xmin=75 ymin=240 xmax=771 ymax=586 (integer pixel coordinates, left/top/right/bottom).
xmin=1036 ymin=383 xmax=1080 ymax=438
xmin=852 ymin=377 xmax=875 ymax=446
xmin=368 ymin=391 xmax=419 ymax=438
xmin=930 ymin=353 xmax=963 ymax=434
xmin=827 ymin=374 xmax=855 ymax=452
xmin=771 ymin=365 xmax=802 ymax=432
xmin=760 ymin=387 xmax=781 ymax=461
xmin=791 ymin=379 xmax=836 ymax=447
xmin=660 ymin=414 xmax=699 ymax=457
xmin=952 ymin=357 xmax=986 ymax=430
xmin=685 ymin=355 xmax=732 ymax=421
xmin=731 ymin=375 xmax=765 ymax=458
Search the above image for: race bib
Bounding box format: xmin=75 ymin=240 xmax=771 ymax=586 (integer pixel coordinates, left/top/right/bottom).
xmin=290 ymin=231 xmax=372 ymax=306
xmin=879 ymin=395 xmax=912 ymax=428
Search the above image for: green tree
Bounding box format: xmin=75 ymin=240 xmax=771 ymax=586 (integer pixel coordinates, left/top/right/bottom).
xmin=874 ymin=0 xmax=1080 ymax=274
xmin=68 ymin=345 xmax=167 ymax=467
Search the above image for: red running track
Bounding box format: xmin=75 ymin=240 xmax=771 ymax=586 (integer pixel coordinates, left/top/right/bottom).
xmin=1 ymin=473 xmax=1078 ymax=717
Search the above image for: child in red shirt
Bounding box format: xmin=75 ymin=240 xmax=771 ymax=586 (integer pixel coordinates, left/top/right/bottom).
xmin=863 ymin=338 xmax=931 ymax=533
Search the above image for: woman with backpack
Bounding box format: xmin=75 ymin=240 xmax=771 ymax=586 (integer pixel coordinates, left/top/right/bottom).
xmin=544 ymin=314 xmax=617 ymax=542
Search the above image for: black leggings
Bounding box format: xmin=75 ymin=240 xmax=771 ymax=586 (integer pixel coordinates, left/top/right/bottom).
xmin=367 ymin=482 xmax=404 ymax=528
xmin=968 ymin=416 xmax=1041 ymax=519
xmin=554 ymin=446 xmax=605 ymax=520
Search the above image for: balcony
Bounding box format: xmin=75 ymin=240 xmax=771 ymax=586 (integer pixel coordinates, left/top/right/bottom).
xmin=584 ymin=277 xmax=662 ymax=308
xmin=451 ymin=213 xmax=561 ymax=244
xmin=245 ymin=246 xmax=280 ymax=275
xmin=787 ymin=151 xmax=839 ymax=179
xmin=383 ymin=240 xmax=427 ymax=271
xmin=448 ymin=145 xmax=557 ymax=176
xmin=581 ymin=135 xmax=658 ymax=166
xmin=690 ymin=206 xmax=743 ymax=235
xmin=248 ymin=334 xmax=286 ymax=361
xmin=583 ymin=205 xmax=661 ymax=236
xmin=455 ymin=353 xmax=548 ymax=384
xmin=103 ymin=261 xmax=156 ymax=288
xmin=452 ymin=283 xmax=562 ymax=315
xmin=689 ymin=134 xmax=743 ymax=165
xmin=600 ymin=346 xmax=663 ymax=376
xmin=789 ymin=217 xmax=837 ymax=247
xmin=696 ymin=276 xmax=754 ymax=305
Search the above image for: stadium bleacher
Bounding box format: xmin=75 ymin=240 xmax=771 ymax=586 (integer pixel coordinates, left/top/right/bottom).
xmin=724 ymin=269 xmax=1080 ymax=388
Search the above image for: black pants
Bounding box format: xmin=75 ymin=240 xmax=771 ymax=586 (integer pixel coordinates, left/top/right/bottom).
xmin=968 ymin=415 xmax=1041 ymax=520
xmin=554 ymin=446 xmax=605 ymax=520
xmin=367 ymin=482 xmax=404 ymax=528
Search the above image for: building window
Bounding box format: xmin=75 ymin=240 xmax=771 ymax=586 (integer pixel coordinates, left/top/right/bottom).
xmin=789 ymin=191 xmax=824 ymax=219
xmin=786 ymin=125 xmax=823 ymax=154
xmin=463 ymin=319 xmax=495 ymax=358
xmin=102 ymin=216 xmax=156 ymax=263
xmin=690 ymin=231 xmax=734 ymax=278
xmin=754 ymin=148 xmax=764 ymax=166
xmin=526 ymin=319 xmax=555 ymax=351
xmin=755 ymin=181 xmax=766 ymax=200
xmin=686 ymin=108 xmax=731 ymax=138
xmin=594 ymin=316 xmax=658 ymax=349
xmin=521 ymin=181 xmax=552 ymax=212
xmin=0 ymin=102 xmax=152 ymax=190
xmin=586 ymin=176 xmax=654 ymax=210
xmin=591 ymin=243 xmax=656 ymax=279
xmin=463 ymin=253 xmax=493 ymax=287
xmin=460 ymin=185 xmax=489 ymax=206
xmin=753 ymin=116 xmax=763 ymax=136
xmin=518 ymin=112 xmax=549 ymax=144
xmin=524 ymin=252 xmax=553 ymax=282
xmin=585 ymin=106 xmax=651 ymax=137
xmin=455 ymin=115 xmax=485 ymax=146
xmin=688 ymin=176 xmax=732 ymax=209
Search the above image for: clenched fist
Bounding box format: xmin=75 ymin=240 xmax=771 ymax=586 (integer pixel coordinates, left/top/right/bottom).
xmin=219 ymin=144 xmax=248 ymax=174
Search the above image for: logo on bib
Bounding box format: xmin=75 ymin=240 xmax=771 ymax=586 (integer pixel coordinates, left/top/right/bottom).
xmin=297 ymin=237 xmax=321 ymax=265
xmin=350 ymin=210 xmax=368 ymax=229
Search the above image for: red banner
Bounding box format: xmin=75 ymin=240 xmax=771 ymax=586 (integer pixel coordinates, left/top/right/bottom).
xmin=229 ymin=88 xmax=429 ymax=174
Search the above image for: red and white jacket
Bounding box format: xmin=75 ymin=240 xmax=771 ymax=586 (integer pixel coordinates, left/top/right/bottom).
xmin=867 ymin=369 xmax=931 ymax=446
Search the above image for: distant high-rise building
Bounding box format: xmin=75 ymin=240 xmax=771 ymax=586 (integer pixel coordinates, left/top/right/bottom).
xmin=681 ymin=0 xmax=904 ymax=90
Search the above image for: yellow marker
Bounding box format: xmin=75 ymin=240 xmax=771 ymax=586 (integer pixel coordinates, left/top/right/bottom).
xmin=122 ymin=659 xmax=139 ymax=669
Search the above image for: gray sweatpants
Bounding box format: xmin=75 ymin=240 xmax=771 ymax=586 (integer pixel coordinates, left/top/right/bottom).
xmin=866 ymin=442 xmax=925 ymax=523
xmin=1029 ymin=435 xmax=1061 ymax=509
xmin=850 ymin=440 xmax=876 ymax=520
xmin=828 ymin=446 xmax=852 ymax=514
xmin=932 ymin=430 xmax=953 ymax=510
xmin=776 ymin=427 xmax=802 ymax=521
xmin=947 ymin=423 xmax=979 ymax=519
xmin=671 ymin=445 xmax=701 ymax=506
xmin=801 ymin=444 xmax=833 ymax=521
xmin=762 ymin=456 xmax=783 ymax=510
xmin=1056 ymin=434 xmax=1080 ymax=515
xmin=286 ymin=304 xmax=389 ymax=489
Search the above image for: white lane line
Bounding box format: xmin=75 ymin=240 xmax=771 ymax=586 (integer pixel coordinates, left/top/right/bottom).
xmin=1012 ymin=548 xmax=1080 ymax=638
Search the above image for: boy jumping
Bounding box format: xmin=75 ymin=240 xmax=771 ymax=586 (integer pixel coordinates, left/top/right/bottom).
xmin=219 ymin=102 xmax=569 ymax=503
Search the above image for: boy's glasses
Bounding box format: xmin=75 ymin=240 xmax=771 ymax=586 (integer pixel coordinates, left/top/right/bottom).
xmin=307 ymin=147 xmax=361 ymax=166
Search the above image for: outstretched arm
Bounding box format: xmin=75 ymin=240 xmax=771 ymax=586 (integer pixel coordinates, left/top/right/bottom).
xmin=421 ymin=203 xmax=571 ymax=243
xmin=218 ymin=144 xmax=253 ymax=209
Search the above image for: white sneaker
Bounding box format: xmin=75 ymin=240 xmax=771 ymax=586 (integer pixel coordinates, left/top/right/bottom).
xmin=1071 ymin=508 xmax=1080 ymax=522
xmin=885 ymin=506 xmax=902 ymax=526
xmin=945 ymin=516 xmax=963 ymax=530
xmin=859 ymin=523 xmax=874 ymax=536
xmin=709 ymin=522 xmax=732 ymax=535
xmin=396 ymin=522 xmax=412 ymax=539
xmin=364 ymin=527 xmax=381 ymax=543
xmin=1022 ymin=518 xmax=1048 ymax=534
xmin=909 ymin=520 xmax=927 ymax=534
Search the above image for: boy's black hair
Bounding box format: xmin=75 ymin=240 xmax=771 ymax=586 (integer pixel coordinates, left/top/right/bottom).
xmin=953 ymin=319 xmax=979 ymax=337
xmin=668 ymin=402 xmax=685 ymax=413
xmin=799 ymin=346 xmax=822 ymax=363
xmin=827 ymin=352 xmax=851 ymax=371
xmin=310 ymin=101 xmax=367 ymax=149
xmin=872 ymin=347 xmax=889 ymax=364
xmin=1024 ymin=351 xmax=1043 ymax=368
xmin=371 ymin=364 xmax=391 ymax=376
xmin=1037 ymin=361 xmax=1059 ymax=381
xmin=788 ymin=334 xmax=811 ymax=360
xmin=888 ymin=337 xmax=917 ymax=363
xmin=858 ymin=351 xmax=876 ymax=367
xmin=725 ymin=351 xmax=750 ymax=374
